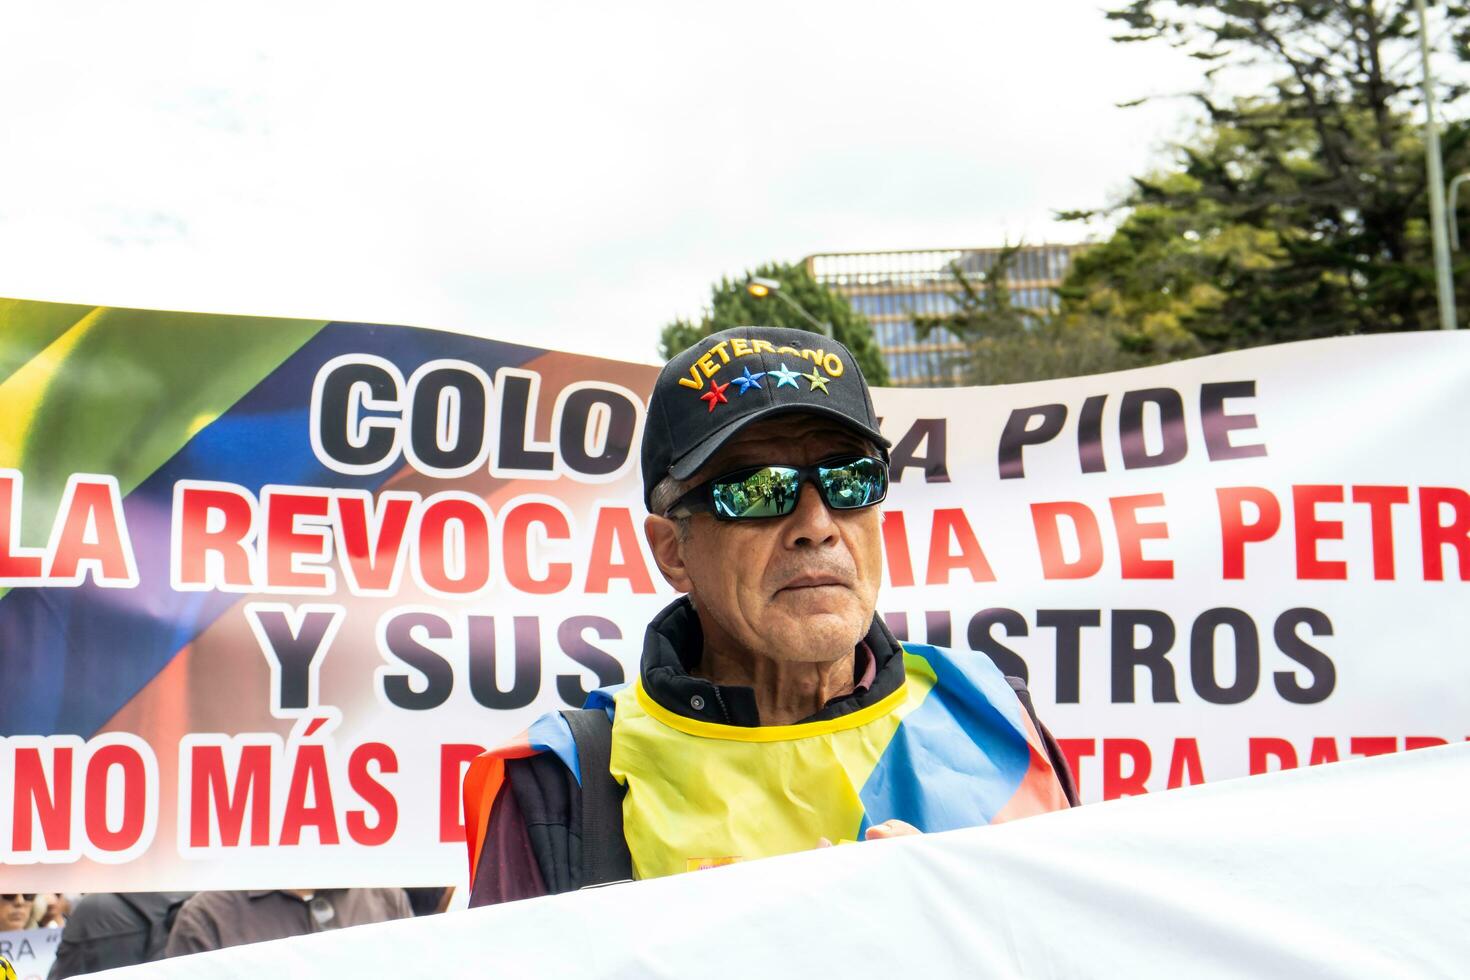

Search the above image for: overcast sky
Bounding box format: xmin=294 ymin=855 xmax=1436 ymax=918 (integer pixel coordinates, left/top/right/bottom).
xmin=0 ymin=1 xmax=1215 ymax=361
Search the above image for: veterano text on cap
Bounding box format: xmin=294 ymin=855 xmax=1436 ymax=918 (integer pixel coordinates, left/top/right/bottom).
xmin=640 ymin=325 xmax=890 ymax=511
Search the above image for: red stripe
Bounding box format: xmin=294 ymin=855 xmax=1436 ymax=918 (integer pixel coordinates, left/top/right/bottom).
xmin=992 ymin=709 xmax=1069 ymax=823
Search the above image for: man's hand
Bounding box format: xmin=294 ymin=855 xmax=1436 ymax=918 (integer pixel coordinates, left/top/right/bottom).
xmin=864 ymin=819 xmax=921 ymax=840
xmin=818 ymin=819 xmax=922 ymax=848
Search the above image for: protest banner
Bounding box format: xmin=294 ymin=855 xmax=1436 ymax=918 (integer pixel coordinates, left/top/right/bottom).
xmin=0 ymin=298 xmax=1466 ymax=890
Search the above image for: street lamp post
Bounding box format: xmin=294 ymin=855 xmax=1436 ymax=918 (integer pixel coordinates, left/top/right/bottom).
xmin=746 ymin=277 xmax=833 ymax=337
xmin=1413 ymin=0 xmax=1457 ymax=329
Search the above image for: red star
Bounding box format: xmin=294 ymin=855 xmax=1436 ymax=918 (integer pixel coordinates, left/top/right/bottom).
xmin=700 ymin=379 xmax=730 ymax=412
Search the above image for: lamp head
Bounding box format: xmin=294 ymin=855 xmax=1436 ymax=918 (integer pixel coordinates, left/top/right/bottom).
xmin=746 ymin=276 xmax=781 ymax=298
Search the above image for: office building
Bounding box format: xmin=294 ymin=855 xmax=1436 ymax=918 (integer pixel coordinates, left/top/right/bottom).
xmin=804 ymin=244 xmax=1087 ymax=386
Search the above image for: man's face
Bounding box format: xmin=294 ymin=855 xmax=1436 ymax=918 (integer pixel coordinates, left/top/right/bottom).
xmin=0 ymin=893 xmax=31 ymax=931
xmin=646 ymin=414 xmax=884 ymax=664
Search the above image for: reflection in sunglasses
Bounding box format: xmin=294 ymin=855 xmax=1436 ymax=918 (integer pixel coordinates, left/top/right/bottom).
xmin=701 ymin=456 xmax=888 ymax=521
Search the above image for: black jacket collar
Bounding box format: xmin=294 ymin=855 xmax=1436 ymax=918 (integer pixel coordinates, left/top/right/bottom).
xmin=639 ymin=596 xmax=906 ymax=727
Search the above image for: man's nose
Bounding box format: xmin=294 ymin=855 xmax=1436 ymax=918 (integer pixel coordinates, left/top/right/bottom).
xmin=781 ymin=478 xmax=840 ymax=548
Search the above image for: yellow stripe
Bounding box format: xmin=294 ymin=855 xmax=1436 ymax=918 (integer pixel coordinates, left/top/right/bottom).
xmin=0 ymin=308 xmax=101 ymax=467
xmin=633 ymin=676 xmax=910 ymax=742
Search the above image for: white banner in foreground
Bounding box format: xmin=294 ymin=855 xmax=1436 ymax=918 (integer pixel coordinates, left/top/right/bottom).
xmin=98 ymin=744 xmax=1470 ymax=979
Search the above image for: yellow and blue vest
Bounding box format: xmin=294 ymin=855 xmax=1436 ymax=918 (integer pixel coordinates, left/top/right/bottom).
xmin=466 ymin=637 xmax=1069 ymax=884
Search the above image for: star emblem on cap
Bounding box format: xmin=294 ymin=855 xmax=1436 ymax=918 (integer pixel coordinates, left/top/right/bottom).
xmin=803 ymin=367 xmax=830 ymax=394
xmin=769 ymin=363 xmax=802 ymax=389
xmin=731 ymin=366 xmax=765 ymax=394
xmin=700 ymin=378 xmax=730 ymax=412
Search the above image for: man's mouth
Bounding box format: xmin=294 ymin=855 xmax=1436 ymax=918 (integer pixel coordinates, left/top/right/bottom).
xmin=776 ymin=573 xmax=848 ymax=593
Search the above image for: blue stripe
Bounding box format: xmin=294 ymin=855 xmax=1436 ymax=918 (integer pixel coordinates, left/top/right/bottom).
xmin=585 ymin=683 xmax=625 ymax=720
xmin=526 ymin=712 xmax=582 ymax=785
xmin=857 ymin=644 xmax=1030 ymax=835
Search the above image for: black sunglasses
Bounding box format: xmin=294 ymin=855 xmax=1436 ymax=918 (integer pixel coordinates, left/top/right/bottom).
xmin=671 ymin=455 xmax=888 ymax=520
xmin=1 ymin=894 xmax=36 ymax=902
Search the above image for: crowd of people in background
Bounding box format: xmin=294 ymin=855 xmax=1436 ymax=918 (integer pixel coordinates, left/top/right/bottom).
xmin=2 ymin=892 xmax=68 ymax=932
xmin=2 ymin=887 xmax=448 ymax=976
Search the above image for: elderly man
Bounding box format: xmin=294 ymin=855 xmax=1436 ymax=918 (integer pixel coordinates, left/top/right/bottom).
xmin=464 ymin=326 xmax=1075 ymax=903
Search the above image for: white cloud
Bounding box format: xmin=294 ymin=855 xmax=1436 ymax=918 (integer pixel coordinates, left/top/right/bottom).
xmin=0 ymin=0 xmax=1210 ymax=361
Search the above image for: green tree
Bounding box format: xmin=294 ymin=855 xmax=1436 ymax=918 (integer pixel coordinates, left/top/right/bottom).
xmin=1060 ymin=0 xmax=1470 ymax=352
xmin=659 ymin=261 xmax=889 ymax=385
xmin=913 ymin=246 xmax=1172 ymax=385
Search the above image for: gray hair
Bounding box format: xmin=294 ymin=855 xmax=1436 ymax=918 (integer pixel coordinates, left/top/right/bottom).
xmin=649 ymin=473 xmax=695 ymax=541
xmin=649 ymin=473 xmax=695 ymax=517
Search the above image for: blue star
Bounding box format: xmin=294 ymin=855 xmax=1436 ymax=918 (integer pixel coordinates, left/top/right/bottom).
xmin=731 ymin=366 xmax=765 ymax=394
xmin=769 ymin=363 xmax=802 ymax=389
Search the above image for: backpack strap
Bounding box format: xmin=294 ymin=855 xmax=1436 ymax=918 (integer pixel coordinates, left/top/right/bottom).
xmin=560 ymin=708 xmax=633 ymax=887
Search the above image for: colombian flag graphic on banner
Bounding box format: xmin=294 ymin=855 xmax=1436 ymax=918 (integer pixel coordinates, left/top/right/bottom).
xmin=0 ymin=298 xmax=666 ymax=891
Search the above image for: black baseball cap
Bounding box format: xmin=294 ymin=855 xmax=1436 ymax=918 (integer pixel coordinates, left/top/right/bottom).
xmin=641 ymin=325 xmax=890 ymax=511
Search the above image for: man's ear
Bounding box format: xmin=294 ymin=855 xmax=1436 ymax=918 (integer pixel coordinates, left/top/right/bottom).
xmin=644 ymin=514 xmax=693 ymax=593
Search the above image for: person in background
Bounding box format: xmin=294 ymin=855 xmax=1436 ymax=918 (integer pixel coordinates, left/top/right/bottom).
xmin=164 ymin=889 xmax=411 ymax=957
xmin=48 ymin=892 xmax=192 ymax=978
xmin=34 ymin=894 xmax=68 ymax=928
xmin=0 ymin=894 xmax=33 ymax=932
xmin=403 ymin=887 xmax=450 ymax=916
